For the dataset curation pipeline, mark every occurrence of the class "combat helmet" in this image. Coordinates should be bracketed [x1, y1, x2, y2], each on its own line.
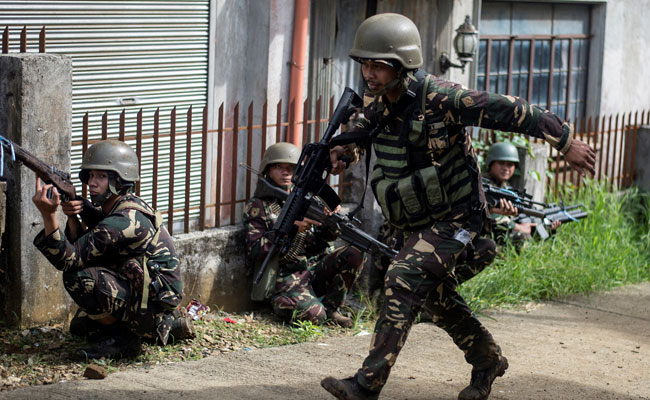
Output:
[349, 13, 423, 70]
[79, 140, 140, 205]
[259, 142, 301, 174]
[485, 142, 520, 168]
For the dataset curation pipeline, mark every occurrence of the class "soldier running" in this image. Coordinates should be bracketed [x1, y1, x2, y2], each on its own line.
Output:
[321, 13, 595, 400]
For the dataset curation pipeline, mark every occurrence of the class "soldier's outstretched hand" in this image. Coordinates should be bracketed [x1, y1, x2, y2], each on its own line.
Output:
[564, 139, 596, 177]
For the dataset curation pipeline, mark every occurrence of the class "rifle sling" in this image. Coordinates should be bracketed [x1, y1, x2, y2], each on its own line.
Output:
[112, 200, 164, 311]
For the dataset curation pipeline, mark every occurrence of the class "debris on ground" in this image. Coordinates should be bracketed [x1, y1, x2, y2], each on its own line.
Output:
[83, 364, 107, 380]
[0, 304, 370, 392]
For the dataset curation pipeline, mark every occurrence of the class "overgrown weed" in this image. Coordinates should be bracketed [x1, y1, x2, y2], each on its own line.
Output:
[460, 179, 650, 309]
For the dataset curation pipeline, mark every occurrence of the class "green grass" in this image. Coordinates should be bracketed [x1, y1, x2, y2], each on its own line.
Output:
[460, 179, 650, 310]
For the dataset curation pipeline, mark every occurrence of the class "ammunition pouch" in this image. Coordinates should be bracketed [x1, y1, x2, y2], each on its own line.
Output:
[371, 165, 451, 231]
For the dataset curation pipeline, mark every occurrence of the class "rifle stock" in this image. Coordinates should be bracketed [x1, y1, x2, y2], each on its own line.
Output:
[0, 136, 76, 201]
[253, 88, 363, 285]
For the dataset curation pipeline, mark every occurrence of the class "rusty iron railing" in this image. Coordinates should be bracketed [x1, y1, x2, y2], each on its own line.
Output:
[2, 26, 46, 53]
[77, 97, 335, 234]
[476, 110, 649, 197]
[79, 104, 648, 233]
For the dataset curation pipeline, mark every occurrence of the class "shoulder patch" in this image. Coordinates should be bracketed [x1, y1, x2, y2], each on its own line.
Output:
[250, 207, 260, 218]
[461, 96, 475, 108]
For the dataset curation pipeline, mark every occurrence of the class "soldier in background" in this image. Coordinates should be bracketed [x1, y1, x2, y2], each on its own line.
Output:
[322, 13, 595, 400]
[484, 142, 561, 243]
[243, 142, 364, 328]
[31, 140, 193, 360]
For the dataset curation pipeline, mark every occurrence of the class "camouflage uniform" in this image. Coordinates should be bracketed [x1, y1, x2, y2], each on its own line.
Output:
[345, 72, 573, 392]
[33, 193, 183, 342]
[243, 183, 364, 324]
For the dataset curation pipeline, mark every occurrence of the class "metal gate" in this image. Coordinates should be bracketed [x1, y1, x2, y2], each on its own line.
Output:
[0, 0, 209, 224]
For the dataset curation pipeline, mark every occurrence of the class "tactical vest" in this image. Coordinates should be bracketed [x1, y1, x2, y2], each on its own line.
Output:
[369, 72, 478, 231]
[113, 196, 183, 311]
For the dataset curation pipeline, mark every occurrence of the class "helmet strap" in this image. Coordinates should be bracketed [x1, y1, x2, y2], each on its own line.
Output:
[90, 190, 115, 207]
[366, 77, 401, 96]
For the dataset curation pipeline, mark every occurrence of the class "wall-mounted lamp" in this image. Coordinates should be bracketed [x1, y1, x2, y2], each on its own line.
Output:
[439, 15, 478, 74]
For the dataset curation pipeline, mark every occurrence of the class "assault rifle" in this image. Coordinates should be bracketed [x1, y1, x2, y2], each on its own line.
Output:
[255, 177, 398, 258]
[0, 135, 76, 201]
[253, 87, 363, 285]
[482, 177, 588, 240]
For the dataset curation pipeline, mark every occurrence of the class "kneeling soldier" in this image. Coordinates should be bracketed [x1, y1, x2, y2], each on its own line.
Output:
[243, 142, 364, 327]
[32, 140, 193, 359]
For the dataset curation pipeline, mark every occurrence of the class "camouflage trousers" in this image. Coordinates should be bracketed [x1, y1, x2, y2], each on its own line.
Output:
[271, 246, 364, 324]
[355, 219, 501, 392]
[372, 219, 497, 290]
[63, 262, 166, 341]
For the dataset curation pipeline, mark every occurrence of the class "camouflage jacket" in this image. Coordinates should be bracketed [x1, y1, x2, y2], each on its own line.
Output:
[34, 194, 182, 307]
[346, 72, 573, 223]
[242, 184, 338, 274]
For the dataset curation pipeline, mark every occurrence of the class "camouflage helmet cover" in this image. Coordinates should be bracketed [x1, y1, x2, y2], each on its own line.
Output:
[486, 142, 520, 167]
[349, 13, 423, 69]
[259, 142, 301, 173]
[79, 139, 140, 183]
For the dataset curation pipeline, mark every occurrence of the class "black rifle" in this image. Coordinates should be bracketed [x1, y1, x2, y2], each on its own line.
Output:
[254, 87, 363, 285]
[0, 135, 76, 201]
[255, 177, 398, 259]
[482, 178, 547, 218]
[482, 178, 587, 240]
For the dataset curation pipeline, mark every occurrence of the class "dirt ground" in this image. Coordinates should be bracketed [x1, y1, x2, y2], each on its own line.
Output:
[2, 282, 649, 400]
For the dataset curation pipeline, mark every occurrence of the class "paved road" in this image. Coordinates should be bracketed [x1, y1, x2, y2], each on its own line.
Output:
[3, 283, 650, 400]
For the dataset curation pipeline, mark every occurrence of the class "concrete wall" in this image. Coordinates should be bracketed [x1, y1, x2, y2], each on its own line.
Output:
[510, 142, 550, 204]
[207, 0, 296, 225]
[175, 225, 252, 312]
[599, 0, 650, 115]
[0, 54, 73, 326]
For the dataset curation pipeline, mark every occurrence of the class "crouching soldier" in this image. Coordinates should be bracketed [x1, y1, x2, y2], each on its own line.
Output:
[243, 142, 364, 328]
[484, 142, 561, 244]
[31, 140, 193, 360]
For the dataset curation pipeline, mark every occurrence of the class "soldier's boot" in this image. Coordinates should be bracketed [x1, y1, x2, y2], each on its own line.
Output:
[69, 310, 105, 340]
[321, 376, 379, 400]
[326, 309, 354, 328]
[76, 331, 142, 360]
[168, 309, 195, 342]
[458, 356, 509, 400]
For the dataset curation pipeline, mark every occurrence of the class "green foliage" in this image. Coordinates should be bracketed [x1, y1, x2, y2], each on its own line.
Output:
[460, 180, 650, 310]
[474, 130, 532, 171]
[289, 317, 323, 342]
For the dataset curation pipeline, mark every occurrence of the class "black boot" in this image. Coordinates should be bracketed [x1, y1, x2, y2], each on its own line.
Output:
[458, 356, 509, 400]
[76, 332, 141, 360]
[69, 309, 105, 340]
[321, 376, 379, 400]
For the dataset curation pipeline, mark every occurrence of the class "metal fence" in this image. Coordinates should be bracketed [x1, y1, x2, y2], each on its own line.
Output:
[78, 98, 335, 235]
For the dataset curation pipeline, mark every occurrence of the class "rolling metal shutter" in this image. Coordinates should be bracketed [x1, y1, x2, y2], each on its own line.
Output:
[0, 1, 209, 226]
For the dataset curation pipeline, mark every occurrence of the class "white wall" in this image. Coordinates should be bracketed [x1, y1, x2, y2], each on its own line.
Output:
[600, 0, 650, 115]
